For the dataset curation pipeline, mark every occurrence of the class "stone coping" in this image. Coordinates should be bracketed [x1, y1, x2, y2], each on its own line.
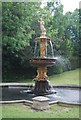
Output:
[0, 99, 81, 106]
[0, 83, 34, 87]
[52, 84, 81, 88]
[49, 101, 81, 106]
[0, 100, 33, 105]
[0, 83, 81, 88]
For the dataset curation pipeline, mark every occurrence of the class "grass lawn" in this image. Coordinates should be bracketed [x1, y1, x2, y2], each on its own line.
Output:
[1, 68, 81, 119]
[1, 104, 80, 118]
[50, 68, 80, 85]
[18, 68, 80, 85]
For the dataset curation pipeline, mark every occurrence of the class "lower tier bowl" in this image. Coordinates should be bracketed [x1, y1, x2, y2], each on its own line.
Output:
[30, 57, 57, 66]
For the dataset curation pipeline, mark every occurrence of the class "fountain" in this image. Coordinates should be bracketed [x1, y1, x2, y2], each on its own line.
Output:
[1, 18, 81, 107]
[30, 18, 56, 95]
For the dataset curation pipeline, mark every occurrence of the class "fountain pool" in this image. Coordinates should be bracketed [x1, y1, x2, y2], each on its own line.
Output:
[1, 85, 81, 104]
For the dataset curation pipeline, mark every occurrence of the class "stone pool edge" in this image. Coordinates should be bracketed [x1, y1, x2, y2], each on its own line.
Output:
[0, 83, 81, 106]
[0, 100, 81, 106]
[0, 83, 81, 88]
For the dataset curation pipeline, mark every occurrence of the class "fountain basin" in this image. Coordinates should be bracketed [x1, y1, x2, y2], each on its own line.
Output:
[1, 84, 81, 104]
[30, 57, 56, 66]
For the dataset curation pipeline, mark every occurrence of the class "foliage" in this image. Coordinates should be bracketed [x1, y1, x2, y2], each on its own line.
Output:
[45, 4, 79, 59]
[79, 9, 81, 57]
[2, 2, 41, 71]
[2, 2, 80, 80]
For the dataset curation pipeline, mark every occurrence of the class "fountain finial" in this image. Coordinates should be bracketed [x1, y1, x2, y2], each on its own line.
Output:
[38, 18, 46, 37]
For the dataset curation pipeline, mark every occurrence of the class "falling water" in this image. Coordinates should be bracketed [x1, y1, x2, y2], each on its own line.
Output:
[56, 56, 71, 71]
[34, 41, 37, 57]
[46, 41, 47, 57]
[34, 40, 54, 58]
[49, 40, 54, 57]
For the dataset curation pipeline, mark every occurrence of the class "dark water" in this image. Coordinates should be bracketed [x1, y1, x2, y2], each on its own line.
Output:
[46, 88, 81, 103]
[1, 87, 81, 103]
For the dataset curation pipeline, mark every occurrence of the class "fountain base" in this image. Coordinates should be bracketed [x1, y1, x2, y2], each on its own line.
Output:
[33, 80, 53, 95]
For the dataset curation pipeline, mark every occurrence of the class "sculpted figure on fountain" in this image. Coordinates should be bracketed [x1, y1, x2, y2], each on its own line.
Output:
[38, 18, 46, 37]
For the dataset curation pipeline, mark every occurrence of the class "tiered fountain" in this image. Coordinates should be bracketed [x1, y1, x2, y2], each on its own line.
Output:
[30, 18, 56, 95]
[1, 18, 81, 105]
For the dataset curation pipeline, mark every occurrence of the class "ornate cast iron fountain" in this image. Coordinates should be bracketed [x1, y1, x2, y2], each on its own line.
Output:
[30, 18, 56, 95]
[1, 18, 81, 105]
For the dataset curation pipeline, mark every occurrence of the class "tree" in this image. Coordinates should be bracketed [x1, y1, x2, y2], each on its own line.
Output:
[2, 2, 41, 72]
[2, 2, 80, 80]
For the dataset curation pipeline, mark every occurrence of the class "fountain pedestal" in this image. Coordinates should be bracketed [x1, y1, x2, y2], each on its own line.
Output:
[34, 80, 50, 95]
[34, 65, 50, 95]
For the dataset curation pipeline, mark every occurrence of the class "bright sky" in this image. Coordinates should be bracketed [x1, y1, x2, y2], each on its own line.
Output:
[61, 0, 80, 14]
[41, 0, 80, 13]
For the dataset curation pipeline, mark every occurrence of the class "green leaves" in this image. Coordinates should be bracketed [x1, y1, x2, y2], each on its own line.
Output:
[2, 2, 79, 74]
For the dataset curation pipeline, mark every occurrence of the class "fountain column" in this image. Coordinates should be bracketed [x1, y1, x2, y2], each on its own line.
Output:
[36, 38, 48, 81]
